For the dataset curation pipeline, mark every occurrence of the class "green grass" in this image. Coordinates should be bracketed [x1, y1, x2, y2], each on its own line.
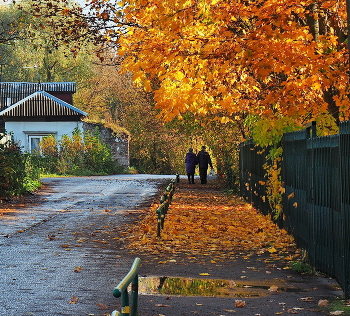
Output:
[290, 260, 315, 274]
[319, 297, 350, 315]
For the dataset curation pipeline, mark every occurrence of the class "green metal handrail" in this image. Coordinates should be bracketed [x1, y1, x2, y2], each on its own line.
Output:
[111, 257, 141, 316]
[156, 177, 178, 238]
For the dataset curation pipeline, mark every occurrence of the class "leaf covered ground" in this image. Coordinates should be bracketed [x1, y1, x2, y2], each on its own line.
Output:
[122, 180, 299, 265]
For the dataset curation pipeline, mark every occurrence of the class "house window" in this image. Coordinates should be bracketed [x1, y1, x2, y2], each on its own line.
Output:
[29, 136, 42, 153]
[24, 132, 57, 153]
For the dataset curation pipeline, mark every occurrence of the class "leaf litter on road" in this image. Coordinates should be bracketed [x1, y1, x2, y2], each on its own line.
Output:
[122, 182, 298, 264]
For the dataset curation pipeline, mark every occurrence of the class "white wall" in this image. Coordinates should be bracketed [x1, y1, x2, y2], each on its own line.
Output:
[5, 121, 84, 152]
[0, 133, 11, 145]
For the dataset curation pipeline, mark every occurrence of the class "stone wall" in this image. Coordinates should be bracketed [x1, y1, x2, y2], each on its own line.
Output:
[83, 122, 129, 168]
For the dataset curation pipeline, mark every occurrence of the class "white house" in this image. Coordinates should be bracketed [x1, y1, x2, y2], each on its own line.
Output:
[0, 82, 87, 152]
[0, 82, 130, 168]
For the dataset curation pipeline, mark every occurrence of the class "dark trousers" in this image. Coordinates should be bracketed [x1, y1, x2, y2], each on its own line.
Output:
[199, 168, 208, 184]
[187, 173, 195, 183]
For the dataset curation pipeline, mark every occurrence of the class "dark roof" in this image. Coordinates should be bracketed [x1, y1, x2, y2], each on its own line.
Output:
[0, 91, 87, 117]
[0, 82, 76, 108]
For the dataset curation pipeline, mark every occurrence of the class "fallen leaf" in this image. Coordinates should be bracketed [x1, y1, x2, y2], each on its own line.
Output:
[268, 247, 277, 253]
[74, 266, 82, 273]
[268, 285, 279, 292]
[318, 299, 329, 307]
[299, 297, 314, 302]
[69, 296, 79, 304]
[96, 303, 108, 310]
[154, 304, 170, 307]
[123, 185, 297, 264]
[235, 299, 246, 308]
[199, 273, 210, 276]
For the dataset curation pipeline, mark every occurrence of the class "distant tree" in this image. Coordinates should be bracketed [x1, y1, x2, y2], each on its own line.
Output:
[0, 0, 95, 82]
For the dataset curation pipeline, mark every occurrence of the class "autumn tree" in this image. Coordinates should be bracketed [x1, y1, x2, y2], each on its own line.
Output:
[75, 59, 206, 174]
[24, 0, 350, 139]
[20, 0, 350, 196]
[0, 0, 95, 82]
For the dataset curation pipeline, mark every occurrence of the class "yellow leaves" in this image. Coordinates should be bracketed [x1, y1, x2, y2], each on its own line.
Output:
[173, 70, 185, 81]
[118, 0, 349, 125]
[287, 192, 294, 199]
[124, 184, 296, 263]
[268, 285, 279, 292]
[268, 247, 277, 253]
[60, 7, 70, 16]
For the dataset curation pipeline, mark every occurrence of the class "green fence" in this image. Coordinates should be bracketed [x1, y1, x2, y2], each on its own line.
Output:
[239, 121, 350, 298]
[156, 177, 178, 238]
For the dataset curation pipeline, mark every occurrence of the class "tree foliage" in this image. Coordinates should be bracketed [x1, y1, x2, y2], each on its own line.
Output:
[24, 0, 350, 140]
[10, 0, 348, 191]
[0, 0, 95, 83]
[119, 0, 349, 129]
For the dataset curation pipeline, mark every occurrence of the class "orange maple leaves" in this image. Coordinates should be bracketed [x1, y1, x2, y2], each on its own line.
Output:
[118, 0, 350, 125]
[124, 182, 296, 263]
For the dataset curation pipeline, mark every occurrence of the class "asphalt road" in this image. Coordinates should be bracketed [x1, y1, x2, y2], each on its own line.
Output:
[0, 175, 343, 316]
[0, 174, 174, 316]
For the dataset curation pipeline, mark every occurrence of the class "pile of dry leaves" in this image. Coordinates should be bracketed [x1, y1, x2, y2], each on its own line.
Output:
[123, 181, 298, 263]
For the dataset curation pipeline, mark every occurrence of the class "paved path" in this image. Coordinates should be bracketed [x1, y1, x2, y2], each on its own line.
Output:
[0, 175, 174, 316]
[0, 175, 344, 316]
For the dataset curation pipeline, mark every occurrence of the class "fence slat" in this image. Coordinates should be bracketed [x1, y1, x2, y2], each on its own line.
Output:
[240, 121, 350, 298]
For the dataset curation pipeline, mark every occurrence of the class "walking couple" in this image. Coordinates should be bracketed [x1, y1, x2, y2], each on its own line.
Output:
[185, 146, 213, 184]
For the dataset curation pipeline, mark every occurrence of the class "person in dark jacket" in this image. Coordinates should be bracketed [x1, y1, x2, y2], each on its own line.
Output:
[197, 146, 213, 184]
[185, 148, 197, 184]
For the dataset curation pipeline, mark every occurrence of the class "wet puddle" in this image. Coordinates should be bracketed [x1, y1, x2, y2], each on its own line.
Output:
[138, 276, 304, 298]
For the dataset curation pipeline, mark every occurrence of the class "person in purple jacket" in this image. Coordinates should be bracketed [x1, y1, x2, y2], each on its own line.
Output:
[184, 148, 197, 184]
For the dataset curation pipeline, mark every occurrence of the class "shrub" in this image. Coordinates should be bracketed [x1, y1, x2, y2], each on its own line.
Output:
[0, 136, 26, 198]
[39, 128, 120, 176]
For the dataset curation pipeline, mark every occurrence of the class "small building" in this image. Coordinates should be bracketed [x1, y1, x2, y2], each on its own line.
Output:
[0, 82, 86, 152]
[0, 82, 129, 168]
